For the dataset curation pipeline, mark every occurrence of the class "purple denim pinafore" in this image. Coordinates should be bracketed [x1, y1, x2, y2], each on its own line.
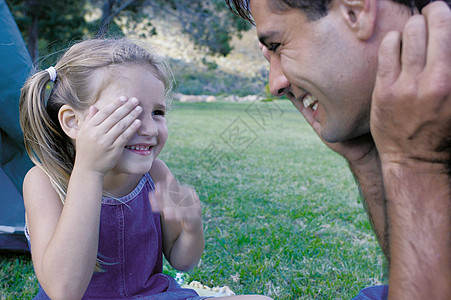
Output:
[352, 285, 388, 300]
[32, 173, 203, 299]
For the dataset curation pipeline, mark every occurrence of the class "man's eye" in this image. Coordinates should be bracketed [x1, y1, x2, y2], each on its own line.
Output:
[268, 43, 280, 52]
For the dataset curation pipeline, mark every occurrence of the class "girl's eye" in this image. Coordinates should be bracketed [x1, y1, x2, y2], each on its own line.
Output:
[153, 110, 166, 117]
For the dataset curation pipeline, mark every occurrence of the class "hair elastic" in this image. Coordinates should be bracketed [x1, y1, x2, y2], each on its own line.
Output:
[46, 66, 57, 82]
[44, 66, 57, 106]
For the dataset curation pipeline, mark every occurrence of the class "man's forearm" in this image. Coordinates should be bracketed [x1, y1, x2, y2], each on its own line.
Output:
[382, 160, 451, 299]
[349, 151, 390, 260]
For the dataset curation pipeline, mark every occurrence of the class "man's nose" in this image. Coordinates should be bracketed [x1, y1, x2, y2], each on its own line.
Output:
[269, 55, 290, 97]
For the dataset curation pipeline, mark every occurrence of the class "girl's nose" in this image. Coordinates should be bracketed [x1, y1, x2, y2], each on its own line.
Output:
[137, 115, 158, 137]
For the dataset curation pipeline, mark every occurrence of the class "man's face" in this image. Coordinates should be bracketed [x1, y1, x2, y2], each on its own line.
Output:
[251, 0, 379, 143]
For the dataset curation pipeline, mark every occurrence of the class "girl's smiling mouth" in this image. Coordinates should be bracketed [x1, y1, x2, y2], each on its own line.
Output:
[125, 144, 153, 155]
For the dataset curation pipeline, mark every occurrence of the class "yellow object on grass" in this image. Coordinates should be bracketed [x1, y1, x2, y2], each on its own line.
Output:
[183, 281, 236, 297]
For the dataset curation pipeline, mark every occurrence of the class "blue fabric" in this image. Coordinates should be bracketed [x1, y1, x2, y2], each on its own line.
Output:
[0, 0, 33, 191]
[352, 285, 389, 300]
[0, 0, 33, 253]
[32, 173, 204, 299]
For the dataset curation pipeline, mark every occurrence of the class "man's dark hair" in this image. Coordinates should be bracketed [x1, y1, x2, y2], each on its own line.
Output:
[225, 0, 449, 24]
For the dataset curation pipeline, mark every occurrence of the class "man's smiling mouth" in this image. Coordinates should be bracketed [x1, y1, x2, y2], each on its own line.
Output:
[302, 94, 318, 111]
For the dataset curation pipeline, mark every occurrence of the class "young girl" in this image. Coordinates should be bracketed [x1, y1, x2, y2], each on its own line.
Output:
[20, 38, 271, 300]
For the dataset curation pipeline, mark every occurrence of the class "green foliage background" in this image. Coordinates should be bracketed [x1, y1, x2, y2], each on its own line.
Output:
[5, 0, 250, 62]
[5, 0, 263, 96]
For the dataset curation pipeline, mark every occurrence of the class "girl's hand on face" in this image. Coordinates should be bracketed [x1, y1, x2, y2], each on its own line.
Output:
[75, 96, 143, 175]
[150, 178, 202, 234]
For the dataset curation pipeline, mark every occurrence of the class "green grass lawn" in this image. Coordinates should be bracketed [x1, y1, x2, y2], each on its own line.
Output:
[0, 101, 386, 299]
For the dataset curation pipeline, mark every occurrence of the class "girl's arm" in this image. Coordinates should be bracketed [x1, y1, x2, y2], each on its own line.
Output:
[25, 97, 142, 299]
[24, 165, 104, 300]
[149, 159, 205, 271]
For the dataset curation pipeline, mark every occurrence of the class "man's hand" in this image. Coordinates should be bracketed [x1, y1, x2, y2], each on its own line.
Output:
[371, 2, 451, 167]
[371, 2, 451, 299]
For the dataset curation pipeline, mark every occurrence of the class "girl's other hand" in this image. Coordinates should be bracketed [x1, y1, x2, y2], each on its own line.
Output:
[150, 177, 202, 234]
[150, 175, 204, 271]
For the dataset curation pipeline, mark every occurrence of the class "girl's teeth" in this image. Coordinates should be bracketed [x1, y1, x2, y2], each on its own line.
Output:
[126, 145, 150, 150]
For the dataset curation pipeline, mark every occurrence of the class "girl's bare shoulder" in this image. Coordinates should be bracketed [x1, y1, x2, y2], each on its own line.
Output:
[23, 166, 61, 207]
[24, 166, 52, 191]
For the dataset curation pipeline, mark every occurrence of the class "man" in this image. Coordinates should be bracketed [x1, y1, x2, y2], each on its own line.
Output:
[226, 0, 450, 299]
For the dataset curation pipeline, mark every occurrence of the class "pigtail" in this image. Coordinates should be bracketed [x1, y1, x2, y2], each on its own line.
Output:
[19, 68, 74, 204]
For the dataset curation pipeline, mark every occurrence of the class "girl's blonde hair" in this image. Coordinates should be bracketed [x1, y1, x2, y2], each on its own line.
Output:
[20, 38, 174, 204]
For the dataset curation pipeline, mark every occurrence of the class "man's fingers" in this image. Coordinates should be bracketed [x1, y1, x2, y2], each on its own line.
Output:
[401, 15, 427, 75]
[422, 2, 451, 73]
[376, 31, 402, 94]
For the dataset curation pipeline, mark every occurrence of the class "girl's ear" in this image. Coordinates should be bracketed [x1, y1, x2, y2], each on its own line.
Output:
[58, 104, 83, 139]
[337, 0, 377, 40]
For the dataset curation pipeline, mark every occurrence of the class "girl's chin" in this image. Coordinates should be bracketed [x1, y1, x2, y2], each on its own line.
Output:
[110, 164, 154, 176]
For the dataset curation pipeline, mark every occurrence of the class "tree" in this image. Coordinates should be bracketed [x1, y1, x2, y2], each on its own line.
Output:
[6, 0, 88, 64]
[91, 0, 148, 37]
[6, 0, 251, 65]
[145, 0, 250, 56]
[91, 0, 251, 56]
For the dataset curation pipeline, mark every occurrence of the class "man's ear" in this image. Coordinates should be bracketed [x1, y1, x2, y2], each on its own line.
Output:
[58, 104, 82, 139]
[337, 0, 377, 40]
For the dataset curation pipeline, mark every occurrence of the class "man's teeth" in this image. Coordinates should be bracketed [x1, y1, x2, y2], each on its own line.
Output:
[302, 95, 318, 111]
[125, 145, 151, 150]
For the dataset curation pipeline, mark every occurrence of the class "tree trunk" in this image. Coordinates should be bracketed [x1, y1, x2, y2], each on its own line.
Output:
[26, 0, 39, 62]
[97, 0, 137, 37]
[97, 0, 115, 37]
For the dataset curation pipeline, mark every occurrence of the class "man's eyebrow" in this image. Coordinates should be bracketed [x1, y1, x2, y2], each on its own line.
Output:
[258, 31, 279, 47]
